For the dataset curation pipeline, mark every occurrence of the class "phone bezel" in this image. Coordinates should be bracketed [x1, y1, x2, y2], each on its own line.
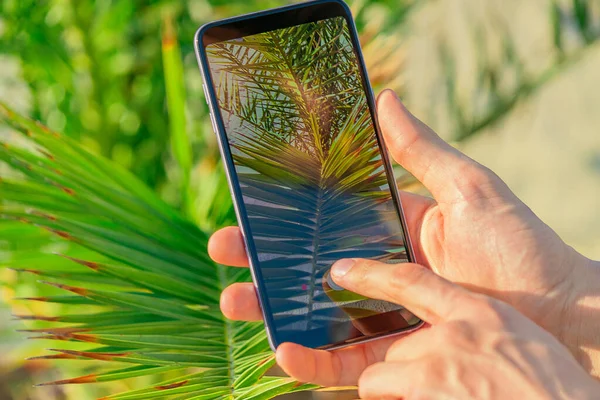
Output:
[194, 0, 423, 351]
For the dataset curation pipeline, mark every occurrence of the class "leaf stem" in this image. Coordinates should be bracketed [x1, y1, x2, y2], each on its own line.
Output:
[218, 264, 236, 398]
[305, 179, 326, 330]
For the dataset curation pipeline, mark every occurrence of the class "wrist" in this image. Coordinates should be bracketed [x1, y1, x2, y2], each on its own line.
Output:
[559, 256, 600, 377]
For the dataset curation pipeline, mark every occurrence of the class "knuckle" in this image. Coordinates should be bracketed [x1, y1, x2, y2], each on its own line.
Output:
[469, 295, 510, 325]
[417, 356, 444, 377]
[434, 323, 454, 339]
[452, 161, 501, 201]
[436, 321, 465, 338]
[466, 163, 496, 185]
[389, 263, 428, 291]
[436, 321, 477, 348]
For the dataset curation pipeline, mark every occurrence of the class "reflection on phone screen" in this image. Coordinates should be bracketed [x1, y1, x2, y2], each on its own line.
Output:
[205, 15, 419, 348]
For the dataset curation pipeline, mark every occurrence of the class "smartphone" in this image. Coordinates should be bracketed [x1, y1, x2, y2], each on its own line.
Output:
[194, 0, 423, 351]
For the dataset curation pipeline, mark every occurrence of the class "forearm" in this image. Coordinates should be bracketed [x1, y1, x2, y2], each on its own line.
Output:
[562, 257, 600, 378]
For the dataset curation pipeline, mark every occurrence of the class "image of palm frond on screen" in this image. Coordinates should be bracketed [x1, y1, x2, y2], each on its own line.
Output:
[206, 17, 409, 333]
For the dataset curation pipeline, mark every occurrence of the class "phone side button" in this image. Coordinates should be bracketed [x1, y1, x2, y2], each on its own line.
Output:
[209, 112, 218, 135]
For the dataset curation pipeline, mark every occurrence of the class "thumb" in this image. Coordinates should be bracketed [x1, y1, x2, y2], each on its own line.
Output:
[330, 259, 473, 325]
[377, 90, 482, 203]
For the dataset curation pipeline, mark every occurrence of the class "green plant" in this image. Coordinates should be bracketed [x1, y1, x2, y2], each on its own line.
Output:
[2, 0, 599, 398]
[0, 102, 318, 399]
[0, 0, 177, 188]
[0, 2, 411, 397]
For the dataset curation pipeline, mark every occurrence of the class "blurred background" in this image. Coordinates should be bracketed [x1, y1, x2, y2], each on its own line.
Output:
[1, 0, 599, 398]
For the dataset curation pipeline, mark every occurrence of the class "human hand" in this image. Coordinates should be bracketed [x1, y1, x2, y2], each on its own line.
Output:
[332, 259, 599, 399]
[209, 89, 600, 376]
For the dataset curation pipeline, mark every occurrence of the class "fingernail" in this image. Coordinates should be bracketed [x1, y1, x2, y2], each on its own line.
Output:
[331, 259, 355, 278]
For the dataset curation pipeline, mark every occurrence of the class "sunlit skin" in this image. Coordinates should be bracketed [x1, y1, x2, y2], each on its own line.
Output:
[208, 90, 600, 387]
[330, 260, 599, 399]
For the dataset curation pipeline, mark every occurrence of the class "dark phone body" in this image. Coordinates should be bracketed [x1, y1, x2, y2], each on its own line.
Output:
[194, 0, 423, 351]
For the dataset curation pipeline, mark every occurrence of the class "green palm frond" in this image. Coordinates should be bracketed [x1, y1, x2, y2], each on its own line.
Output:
[0, 103, 317, 399]
[4, 1, 596, 397]
[210, 18, 362, 152]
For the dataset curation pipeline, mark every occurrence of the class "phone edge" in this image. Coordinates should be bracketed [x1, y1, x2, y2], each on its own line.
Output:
[193, 0, 424, 353]
[193, 12, 282, 354]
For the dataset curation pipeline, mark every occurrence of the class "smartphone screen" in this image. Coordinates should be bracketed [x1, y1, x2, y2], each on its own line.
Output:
[203, 9, 420, 348]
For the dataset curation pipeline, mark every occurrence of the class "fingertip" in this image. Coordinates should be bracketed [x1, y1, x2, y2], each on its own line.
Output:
[357, 361, 394, 399]
[276, 342, 315, 383]
[274, 342, 291, 365]
[208, 227, 238, 261]
[219, 283, 262, 321]
[207, 232, 220, 261]
[330, 258, 357, 281]
[207, 226, 249, 267]
[376, 88, 399, 105]
[219, 285, 237, 319]
[377, 89, 412, 127]
[358, 360, 381, 386]
[377, 89, 409, 115]
[275, 342, 301, 368]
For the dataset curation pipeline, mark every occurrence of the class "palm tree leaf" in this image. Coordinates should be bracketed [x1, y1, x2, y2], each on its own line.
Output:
[0, 102, 308, 398]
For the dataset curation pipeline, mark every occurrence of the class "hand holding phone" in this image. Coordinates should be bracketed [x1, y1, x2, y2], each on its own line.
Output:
[209, 57, 600, 387]
[198, 0, 598, 385]
[324, 260, 599, 400]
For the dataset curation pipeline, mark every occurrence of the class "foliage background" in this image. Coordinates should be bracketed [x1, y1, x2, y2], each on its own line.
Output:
[0, 0, 599, 399]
